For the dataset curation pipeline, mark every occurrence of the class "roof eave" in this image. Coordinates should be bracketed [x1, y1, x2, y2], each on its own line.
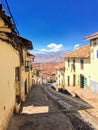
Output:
[84, 34, 98, 40]
[64, 56, 90, 59]
[17, 35, 33, 50]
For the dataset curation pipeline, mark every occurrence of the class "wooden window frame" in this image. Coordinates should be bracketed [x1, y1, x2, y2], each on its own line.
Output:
[80, 59, 84, 70]
[15, 67, 20, 81]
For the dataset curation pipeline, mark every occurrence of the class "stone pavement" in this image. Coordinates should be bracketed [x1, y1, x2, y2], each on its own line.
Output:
[44, 85, 97, 130]
[65, 86, 98, 102]
[7, 85, 74, 130]
[65, 86, 98, 119]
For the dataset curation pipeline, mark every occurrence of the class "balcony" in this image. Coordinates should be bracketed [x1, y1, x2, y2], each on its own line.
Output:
[25, 61, 32, 72]
[25, 66, 29, 72]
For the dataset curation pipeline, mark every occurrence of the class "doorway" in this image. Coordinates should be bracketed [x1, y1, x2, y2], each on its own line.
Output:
[25, 79, 27, 94]
[73, 74, 76, 86]
[80, 74, 84, 88]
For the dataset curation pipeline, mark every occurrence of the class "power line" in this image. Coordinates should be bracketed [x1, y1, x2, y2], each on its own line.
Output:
[0, 0, 6, 9]
[4, 0, 20, 35]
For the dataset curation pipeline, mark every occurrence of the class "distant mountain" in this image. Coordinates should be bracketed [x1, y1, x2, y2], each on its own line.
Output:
[34, 51, 66, 63]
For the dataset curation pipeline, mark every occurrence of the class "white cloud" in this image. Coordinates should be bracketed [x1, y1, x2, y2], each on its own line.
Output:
[47, 43, 63, 52]
[47, 43, 57, 48]
[74, 44, 80, 50]
[40, 49, 48, 52]
[39, 43, 63, 53]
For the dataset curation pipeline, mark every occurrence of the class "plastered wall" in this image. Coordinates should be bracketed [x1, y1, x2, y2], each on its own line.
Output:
[0, 40, 19, 130]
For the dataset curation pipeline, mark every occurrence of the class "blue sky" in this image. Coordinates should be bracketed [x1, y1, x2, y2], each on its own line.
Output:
[1, 0, 98, 53]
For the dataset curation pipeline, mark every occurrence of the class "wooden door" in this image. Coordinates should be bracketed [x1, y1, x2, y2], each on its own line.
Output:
[80, 74, 84, 88]
[73, 74, 76, 86]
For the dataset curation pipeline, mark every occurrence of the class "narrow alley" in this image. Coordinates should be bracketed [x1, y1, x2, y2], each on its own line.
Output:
[7, 85, 95, 130]
[7, 85, 73, 130]
[1, 1, 98, 130]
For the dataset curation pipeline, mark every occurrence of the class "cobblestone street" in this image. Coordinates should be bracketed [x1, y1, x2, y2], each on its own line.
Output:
[44, 85, 97, 130]
[7, 85, 73, 130]
[7, 85, 97, 130]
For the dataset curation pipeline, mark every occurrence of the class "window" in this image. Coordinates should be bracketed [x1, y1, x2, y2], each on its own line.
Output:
[80, 59, 84, 70]
[90, 39, 97, 46]
[36, 70, 40, 77]
[90, 40, 92, 46]
[73, 59, 75, 72]
[15, 67, 20, 81]
[93, 39, 96, 46]
[73, 59, 75, 64]
[68, 59, 70, 67]
[97, 50, 98, 58]
[25, 61, 30, 67]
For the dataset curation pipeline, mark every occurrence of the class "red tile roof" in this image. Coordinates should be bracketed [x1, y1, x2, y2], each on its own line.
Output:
[32, 63, 57, 75]
[32, 64, 40, 70]
[63, 45, 90, 59]
[54, 62, 65, 69]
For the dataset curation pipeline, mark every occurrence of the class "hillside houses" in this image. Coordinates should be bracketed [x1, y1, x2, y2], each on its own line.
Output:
[56, 32, 97, 93]
[32, 36, 98, 94]
[0, 4, 34, 130]
[54, 62, 65, 91]
[32, 63, 57, 84]
[63, 45, 90, 89]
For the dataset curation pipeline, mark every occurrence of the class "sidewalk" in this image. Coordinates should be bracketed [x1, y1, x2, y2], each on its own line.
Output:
[65, 86, 98, 102]
[45, 85, 98, 130]
[65, 86, 98, 119]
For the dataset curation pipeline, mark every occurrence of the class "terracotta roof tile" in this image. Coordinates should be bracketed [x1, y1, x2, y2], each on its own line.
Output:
[54, 62, 65, 69]
[63, 45, 90, 59]
[32, 63, 57, 75]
